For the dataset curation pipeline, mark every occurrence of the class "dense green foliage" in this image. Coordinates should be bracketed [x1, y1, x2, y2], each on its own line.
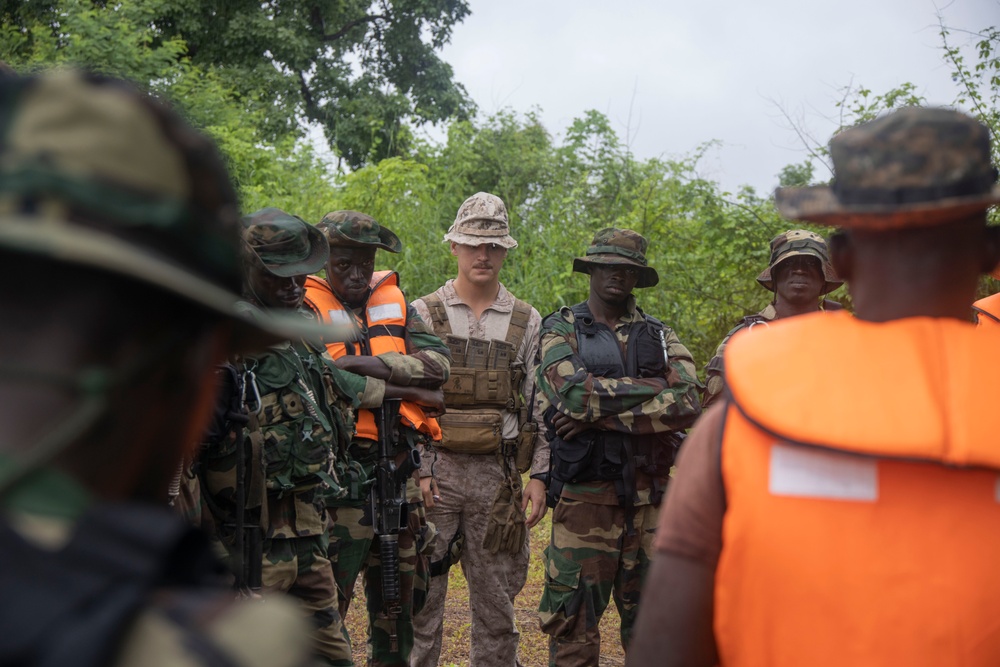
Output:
[0, 0, 472, 167]
[0, 3, 995, 368]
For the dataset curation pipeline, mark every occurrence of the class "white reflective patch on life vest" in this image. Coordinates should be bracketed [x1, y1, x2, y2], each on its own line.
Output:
[769, 443, 878, 502]
[368, 302, 403, 323]
[327, 309, 352, 324]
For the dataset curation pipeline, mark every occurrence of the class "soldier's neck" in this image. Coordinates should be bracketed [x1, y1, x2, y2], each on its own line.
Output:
[453, 276, 500, 321]
[773, 298, 821, 319]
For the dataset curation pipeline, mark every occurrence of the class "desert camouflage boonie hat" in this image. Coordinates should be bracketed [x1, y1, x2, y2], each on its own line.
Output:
[242, 208, 328, 277]
[572, 228, 659, 288]
[444, 192, 517, 249]
[775, 107, 1000, 230]
[0, 69, 323, 350]
[318, 210, 402, 253]
[756, 229, 842, 294]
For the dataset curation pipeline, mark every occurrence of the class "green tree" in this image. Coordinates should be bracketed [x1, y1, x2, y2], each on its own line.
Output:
[0, 0, 473, 167]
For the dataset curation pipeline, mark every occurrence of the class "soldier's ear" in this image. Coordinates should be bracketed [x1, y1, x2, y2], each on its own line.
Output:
[450, 241, 459, 257]
[828, 231, 853, 283]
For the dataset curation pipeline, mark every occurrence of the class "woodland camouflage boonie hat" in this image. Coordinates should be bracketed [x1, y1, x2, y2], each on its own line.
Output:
[775, 107, 1000, 230]
[573, 227, 659, 288]
[242, 208, 329, 277]
[756, 229, 842, 294]
[318, 210, 402, 253]
[444, 192, 518, 249]
[0, 69, 323, 349]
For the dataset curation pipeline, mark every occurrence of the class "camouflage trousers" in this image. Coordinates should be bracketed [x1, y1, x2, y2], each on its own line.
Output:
[411, 450, 529, 667]
[327, 477, 434, 667]
[538, 498, 658, 667]
[262, 534, 352, 666]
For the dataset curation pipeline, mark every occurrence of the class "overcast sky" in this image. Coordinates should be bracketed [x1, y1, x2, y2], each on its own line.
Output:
[429, 0, 998, 195]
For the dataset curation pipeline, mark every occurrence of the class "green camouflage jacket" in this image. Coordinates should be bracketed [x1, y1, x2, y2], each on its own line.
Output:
[536, 297, 702, 504]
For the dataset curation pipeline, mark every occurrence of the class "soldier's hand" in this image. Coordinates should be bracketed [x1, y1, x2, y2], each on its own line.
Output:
[410, 387, 446, 418]
[522, 478, 548, 528]
[552, 412, 589, 440]
[420, 475, 440, 508]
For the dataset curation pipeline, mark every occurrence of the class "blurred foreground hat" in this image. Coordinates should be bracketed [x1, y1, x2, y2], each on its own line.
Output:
[444, 192, 517, 249]
[572, 228, 659, 288]
[318, 210, 401, 253]
[243, 208, 328, 277]
[756, 229, 842, 294]
[775, 107, 1000, 230]
[0, 69, 325, 349]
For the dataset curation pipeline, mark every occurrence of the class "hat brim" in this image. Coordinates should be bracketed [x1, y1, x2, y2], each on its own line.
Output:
[756, 250, 843, 295]
[0, 215, 348, 351]
[775, 184, 1000, 230]
[572, 255, 659, 288]
[327, 223, 402, 253]
[259, 223, 329, 277]
[443, 230, 518, 249]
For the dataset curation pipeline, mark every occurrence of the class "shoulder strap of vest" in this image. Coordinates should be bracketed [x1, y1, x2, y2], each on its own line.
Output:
[504, 298, 533, 351]
[974, 305, 1000, 324]
[421, 293, 452, 337]
[0, 504, 228, 667]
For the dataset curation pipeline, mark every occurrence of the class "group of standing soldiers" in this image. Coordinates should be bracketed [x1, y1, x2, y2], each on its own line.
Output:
[184, 180, 709, 666]
[5, 66, 1000, 667]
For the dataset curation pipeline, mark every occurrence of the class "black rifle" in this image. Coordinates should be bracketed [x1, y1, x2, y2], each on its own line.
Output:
[369, 399, 420, 652]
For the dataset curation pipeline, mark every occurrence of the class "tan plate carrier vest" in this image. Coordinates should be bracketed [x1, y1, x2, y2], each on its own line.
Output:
[715, 311, 1000, 667]
[422, 294, 536, 471]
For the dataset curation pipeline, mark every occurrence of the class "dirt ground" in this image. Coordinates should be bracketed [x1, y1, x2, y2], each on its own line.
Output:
[343, 509, 626, 666]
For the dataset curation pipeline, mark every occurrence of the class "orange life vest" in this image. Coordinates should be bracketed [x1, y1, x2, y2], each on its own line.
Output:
[974, 292, 1000, 327]
[303, 272, 441, 442]
[715, 311, 1000, 667]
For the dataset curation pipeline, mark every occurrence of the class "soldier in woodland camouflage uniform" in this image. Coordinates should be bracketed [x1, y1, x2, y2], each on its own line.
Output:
[701, 230, 842, 408]
[536, 229, 702, 666]
[410, 192, 550, 667]
[303, 213, 449, 667]
[0, 69, 319, 666]
[240, 209, 376, 666]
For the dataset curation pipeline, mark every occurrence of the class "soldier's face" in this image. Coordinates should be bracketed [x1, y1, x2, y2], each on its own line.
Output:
[452, 242, 506, 287]
[773, 255, 824, 306]
[247, 265, 307, 310]
[327, 245, 377, 307]
[589, 263, 639, 306]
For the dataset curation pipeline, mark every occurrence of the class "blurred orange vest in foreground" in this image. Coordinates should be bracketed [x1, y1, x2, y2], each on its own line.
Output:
[716, 311, 1000, 667]
[304, 271, 441, 442]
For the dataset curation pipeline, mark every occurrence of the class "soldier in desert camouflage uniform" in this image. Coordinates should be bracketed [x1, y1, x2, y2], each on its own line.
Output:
[410, 192, 550, 667]
[536, 228, 702, 666]
[303, 212, 448, 667]
[701, 229, 842, 408]
[239, 208, 370, 666]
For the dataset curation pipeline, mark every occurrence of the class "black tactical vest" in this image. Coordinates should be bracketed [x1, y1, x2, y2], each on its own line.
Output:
[547, 302, 675, 506]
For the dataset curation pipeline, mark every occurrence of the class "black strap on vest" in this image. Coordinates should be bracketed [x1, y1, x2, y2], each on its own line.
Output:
[0, 503, 233, 667]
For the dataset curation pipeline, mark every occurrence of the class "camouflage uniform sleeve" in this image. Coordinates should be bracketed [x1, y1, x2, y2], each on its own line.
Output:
[701, 332, 732, 409]
[536, 308, 675, 423]
[521, 307, 550, 476]
[325, 358, 386, 409]
[375, 303, 451, 388]
[595, 328, 702, 434]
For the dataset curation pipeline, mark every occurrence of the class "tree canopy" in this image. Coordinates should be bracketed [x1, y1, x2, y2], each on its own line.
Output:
[0, 0, 473, 167]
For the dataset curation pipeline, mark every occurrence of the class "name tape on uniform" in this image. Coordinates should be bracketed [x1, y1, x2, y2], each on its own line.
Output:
[769, 443, 878, 502]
